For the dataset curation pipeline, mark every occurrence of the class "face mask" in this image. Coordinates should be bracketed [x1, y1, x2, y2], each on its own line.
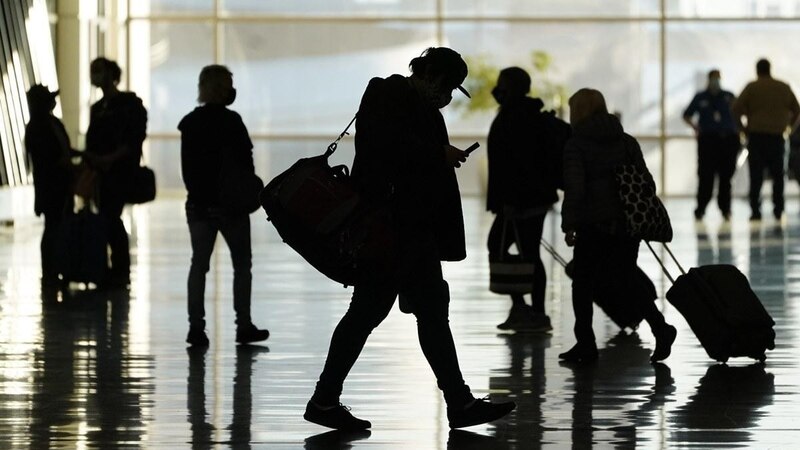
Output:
[225, 87, 237, 106]
[492, 87, 506, 105]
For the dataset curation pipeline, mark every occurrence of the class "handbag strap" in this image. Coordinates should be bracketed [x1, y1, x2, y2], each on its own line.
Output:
[498, 217, 525, 260]
[325, 114, 358, 157]
[645, 241, 686, 284]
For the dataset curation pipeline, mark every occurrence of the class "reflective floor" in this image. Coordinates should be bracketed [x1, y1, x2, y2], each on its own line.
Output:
[1, 197, 800, 448]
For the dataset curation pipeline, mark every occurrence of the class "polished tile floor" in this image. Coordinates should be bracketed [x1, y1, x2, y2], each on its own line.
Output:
[1, 197, 800, 448]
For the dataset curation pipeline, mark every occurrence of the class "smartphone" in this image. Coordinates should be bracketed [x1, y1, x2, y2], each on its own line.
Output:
[464, 142, 480, 155]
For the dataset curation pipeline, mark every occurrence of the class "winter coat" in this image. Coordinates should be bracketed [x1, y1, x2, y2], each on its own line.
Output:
[561, 112, 651, 233]
[352, 74, 466, 262]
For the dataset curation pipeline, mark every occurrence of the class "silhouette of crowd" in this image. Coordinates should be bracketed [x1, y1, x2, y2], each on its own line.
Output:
[23, 49, 788, 432]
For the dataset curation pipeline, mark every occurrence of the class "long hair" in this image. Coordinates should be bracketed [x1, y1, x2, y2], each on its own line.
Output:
[568, 88, 608, 126]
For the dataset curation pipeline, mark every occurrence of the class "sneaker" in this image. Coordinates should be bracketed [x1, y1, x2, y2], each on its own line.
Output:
[447, 396, 516, 429]
[693, 208, 704, 220]
[558, 343, 599, 363]
[750, 211, 762, 221]
[304, 400, 371, 431]
[497, 304, 533, 331]
[186, 327, 209, 347]
[525, 313, 553, 333]
[650, 324, 677, 363]
[236, 324, 270, 344]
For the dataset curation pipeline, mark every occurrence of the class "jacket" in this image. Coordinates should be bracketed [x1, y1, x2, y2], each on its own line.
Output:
[561, 112, 651, 233]
[24, 115, 73, 215]
[351, 75, 466, 261]
[179, 104, 255, 213]
[486, 96, 563, 213]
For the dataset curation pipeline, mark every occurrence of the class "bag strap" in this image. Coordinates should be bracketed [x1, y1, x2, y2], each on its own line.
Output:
[497, 217, 525, 260]
[540, 238, 569, 268]
[645, 241, 686, 284]
[325, 114, 358, 157]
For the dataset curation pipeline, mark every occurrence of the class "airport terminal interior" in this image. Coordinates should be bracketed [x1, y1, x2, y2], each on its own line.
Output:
[2, 0, 800, 448]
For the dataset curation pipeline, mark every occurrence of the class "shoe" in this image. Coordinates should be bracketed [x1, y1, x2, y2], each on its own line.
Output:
[447, 396, 516, 429]
[774, 209, 784, 220]
[497, 304, 533, 331]
[650, 324, 677, 363]
[558, 343, 599, 363]
[236, 323, 270, 344]
[722, 211, 731, 221]
[750, 212, 762, 221]
[304, 400, 371, 431]
[515, 313, 553, 333]
[693, 208, 704, 220]
[186, 327, 209, 347]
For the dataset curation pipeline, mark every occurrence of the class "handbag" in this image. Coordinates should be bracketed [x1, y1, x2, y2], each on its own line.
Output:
[126, 165, 156, 204]
[260, 114, 397, 286]
[489, 217, 535, 294]
[614, 146, 672, 242]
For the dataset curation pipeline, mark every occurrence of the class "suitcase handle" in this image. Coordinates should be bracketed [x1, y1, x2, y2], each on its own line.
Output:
[645, 241, 686, 284]
[540, 238, 569, 268]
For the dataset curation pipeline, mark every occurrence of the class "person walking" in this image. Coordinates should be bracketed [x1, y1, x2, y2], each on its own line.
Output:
[486, 66, 569, 332]
[304, 48, 516, 431]
[683, 69, 739, 220]
[85, 57, 147, 288]
[178, 65, 269, 347]
[733, 58, 800, 220]
[560, 88, 677, 364]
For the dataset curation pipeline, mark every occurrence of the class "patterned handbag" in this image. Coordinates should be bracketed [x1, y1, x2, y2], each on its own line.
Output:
[614, 162, 673, 243]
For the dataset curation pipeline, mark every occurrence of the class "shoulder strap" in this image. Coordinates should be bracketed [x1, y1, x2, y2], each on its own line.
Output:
[325, 114, 358, 157]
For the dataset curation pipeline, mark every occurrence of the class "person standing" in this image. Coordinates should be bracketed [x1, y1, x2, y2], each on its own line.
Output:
[486, 67, 569, 332]
[179, 65, 269, 347]
[733, 58, 800, 220]
[560, 88, 676, 364]
[85, 57, 147, 287]
[304, 48, 515, 431]
[24, 85, 76, 287]
[683, 69, 739, 220]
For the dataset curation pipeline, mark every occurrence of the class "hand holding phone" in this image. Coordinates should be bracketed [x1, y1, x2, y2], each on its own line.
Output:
[465, 142, 480, 155]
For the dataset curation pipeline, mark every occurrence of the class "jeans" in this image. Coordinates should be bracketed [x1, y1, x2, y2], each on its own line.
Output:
[571, 228, 666, 345]
[187, 211, 252, 329]
[312, 235, 471, 407]
[487, 212, 547, 312]
[696, 132, 739, 214]
[99, 196, 130, 282]
[747, 132, 786, 215]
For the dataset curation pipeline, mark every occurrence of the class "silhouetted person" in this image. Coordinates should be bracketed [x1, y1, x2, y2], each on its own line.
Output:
[683, 69, 739, 220]
[486, 67, 569, 333]
[24, 84, 76, 287]
[85, 57, 147, 288]
[304, 47, 515, 431]
[560, 88, 676, 363]
[179, 65, 269, 347]
[733, 58, 800, 220]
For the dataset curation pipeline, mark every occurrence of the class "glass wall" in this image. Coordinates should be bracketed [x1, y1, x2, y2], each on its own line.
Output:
[126, 0, 800, 196]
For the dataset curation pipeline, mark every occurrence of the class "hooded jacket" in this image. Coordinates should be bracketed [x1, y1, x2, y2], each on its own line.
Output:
[486, 96, 562, 213]
[561, 112, 651, 233]
[351, 74, 466, 262]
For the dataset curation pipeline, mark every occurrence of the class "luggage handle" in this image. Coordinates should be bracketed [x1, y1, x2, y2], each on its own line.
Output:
[325, 114, 358, 158]
[645, 241, 686, 284]
[540, 238, 569, 268]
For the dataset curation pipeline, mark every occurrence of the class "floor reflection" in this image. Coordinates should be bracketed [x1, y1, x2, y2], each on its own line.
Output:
[2, 198, 800, 448]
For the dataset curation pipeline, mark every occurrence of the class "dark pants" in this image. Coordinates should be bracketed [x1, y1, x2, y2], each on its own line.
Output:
[571, 228, 666, 345]
[487, 212, 547, 312]
[696, 133, 739, 215]
[187, 212, 252, 329]
[98, 196, 130, 283]
[312, 236, 471, 407]
[41, 211, 64, 283]
[747, 132, 786, 215]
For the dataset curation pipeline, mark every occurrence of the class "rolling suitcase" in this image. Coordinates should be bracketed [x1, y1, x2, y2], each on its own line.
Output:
[58, 206, 108, 285]
[646, 242, 775, 362]
[540, 239, 657, 331]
